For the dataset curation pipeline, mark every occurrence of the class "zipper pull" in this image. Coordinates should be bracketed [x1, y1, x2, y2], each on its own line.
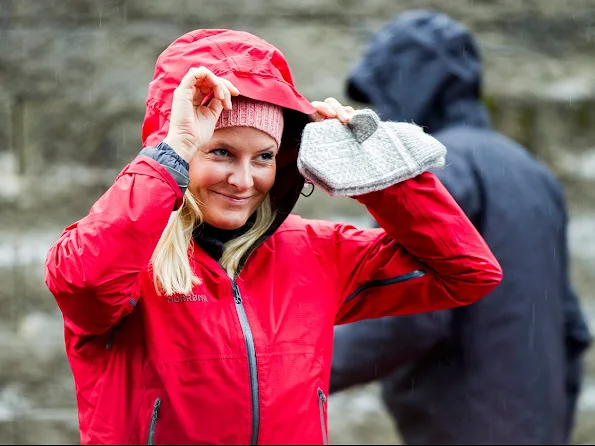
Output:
[318, 387, 327, 403]
[152, 398, 161, 420]
[232, 282, 242, 304]
[105, 328, 116, 350]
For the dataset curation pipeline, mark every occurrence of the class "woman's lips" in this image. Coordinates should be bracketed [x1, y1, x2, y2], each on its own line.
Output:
[212, 191, 252, 205]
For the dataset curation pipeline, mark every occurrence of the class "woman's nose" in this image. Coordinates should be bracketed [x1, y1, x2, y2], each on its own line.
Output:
[228, 163, 254, 190]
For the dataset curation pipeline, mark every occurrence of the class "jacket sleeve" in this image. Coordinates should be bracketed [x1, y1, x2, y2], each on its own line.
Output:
[328, 150, 485, 391]
[313, 171, 502, 325]
[559, 202, 592, 438]
[557, 198, 592, 357]
[44, 155, 183, 336]
[329, 310, 452, 393]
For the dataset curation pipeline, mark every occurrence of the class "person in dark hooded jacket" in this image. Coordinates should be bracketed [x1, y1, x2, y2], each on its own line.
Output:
[44, 28, 502, 444]
[330, 10, 592, 445]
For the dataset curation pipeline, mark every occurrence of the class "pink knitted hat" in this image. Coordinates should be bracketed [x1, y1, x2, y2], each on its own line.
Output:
[214, 96, 284, 147]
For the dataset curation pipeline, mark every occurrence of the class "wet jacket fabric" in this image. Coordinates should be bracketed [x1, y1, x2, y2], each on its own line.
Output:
[45, 29, 502, 445]
[332, 10, 592, 445]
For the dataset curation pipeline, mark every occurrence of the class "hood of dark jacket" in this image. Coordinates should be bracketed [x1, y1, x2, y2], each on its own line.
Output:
[347, 10, 491, 134]
[142, 29, 316, 222]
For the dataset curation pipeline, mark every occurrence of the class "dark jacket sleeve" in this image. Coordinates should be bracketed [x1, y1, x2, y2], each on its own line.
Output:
[330, 311, 452, 393]
[330, 136, 485, 393]
[558, 199, 592, 360]
[558, 195, 592, 440]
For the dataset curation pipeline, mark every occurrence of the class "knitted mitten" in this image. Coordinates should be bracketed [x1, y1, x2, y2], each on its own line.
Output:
[297, 109, 446, 197]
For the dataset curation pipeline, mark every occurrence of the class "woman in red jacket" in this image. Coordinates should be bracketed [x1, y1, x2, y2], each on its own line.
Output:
[45, 29, 502, 445]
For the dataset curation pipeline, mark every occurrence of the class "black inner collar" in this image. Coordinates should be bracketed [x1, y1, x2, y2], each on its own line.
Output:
[193, 213, 257, 261]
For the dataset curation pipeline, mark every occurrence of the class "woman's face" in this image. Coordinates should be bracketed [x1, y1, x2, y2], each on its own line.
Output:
[188, 126, 278, 230]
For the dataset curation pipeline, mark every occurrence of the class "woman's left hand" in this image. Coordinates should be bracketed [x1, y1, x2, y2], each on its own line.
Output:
[309, 97, 355, 123]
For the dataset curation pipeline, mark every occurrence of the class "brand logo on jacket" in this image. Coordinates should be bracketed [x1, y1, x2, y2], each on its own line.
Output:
[167, 294, 208, 304]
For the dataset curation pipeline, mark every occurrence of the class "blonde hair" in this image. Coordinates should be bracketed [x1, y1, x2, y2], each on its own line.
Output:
[151, 190, 277, 296]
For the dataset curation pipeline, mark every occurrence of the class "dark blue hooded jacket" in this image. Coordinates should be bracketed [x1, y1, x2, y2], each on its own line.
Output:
[330, 10, 592, 445]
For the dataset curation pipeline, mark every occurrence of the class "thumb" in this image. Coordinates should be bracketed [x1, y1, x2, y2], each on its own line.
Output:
[308, 112, 325, 122]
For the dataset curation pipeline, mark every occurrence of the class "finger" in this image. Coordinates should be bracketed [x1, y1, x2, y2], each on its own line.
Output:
[197, 72, 238, 103]
[310, 101, 336, 119]
[219, 78, 241, 96]
[214, 81, 233, 110]
[324, 97, 350, 121]
[177, 67, 218, 105]
[179, 66, 215, 91]
[214, 81, 227, 105]
[193, 80, 231, 109]
[186, 67, 234, 106]
[223, 83, 233, 110]
[344, 106, 356, 120]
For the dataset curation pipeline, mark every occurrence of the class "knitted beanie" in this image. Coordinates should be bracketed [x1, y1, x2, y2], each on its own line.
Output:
[215, 96, 284, 147]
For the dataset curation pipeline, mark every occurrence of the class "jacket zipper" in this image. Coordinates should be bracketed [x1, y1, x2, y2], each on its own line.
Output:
[343, 270, 426, 303]
[147, 397, 161, 445]
[317, 388, 328, 445]
[105, 327, 116, 350]
[232, 280, 260, 445]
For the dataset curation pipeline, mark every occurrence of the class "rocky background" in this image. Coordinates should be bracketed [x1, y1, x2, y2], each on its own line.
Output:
[0, 0, 594, 444]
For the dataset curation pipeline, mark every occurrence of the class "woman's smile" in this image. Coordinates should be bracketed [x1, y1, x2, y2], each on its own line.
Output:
[211, 190, 253, 205]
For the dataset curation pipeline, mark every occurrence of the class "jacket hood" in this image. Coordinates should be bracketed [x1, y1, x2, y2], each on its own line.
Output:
[142, 29, 317, 219]
[347, 10, 490, 133]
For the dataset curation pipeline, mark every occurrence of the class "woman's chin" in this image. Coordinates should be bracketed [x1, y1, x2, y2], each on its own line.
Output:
[203, 212, 249, 230]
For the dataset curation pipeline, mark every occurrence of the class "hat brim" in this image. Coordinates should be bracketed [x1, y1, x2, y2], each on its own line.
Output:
[219, 72, 317, 117]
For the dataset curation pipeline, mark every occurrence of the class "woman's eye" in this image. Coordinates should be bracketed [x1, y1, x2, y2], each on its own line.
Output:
[258, 152, 274, 162]
[211, 148, 229, 157]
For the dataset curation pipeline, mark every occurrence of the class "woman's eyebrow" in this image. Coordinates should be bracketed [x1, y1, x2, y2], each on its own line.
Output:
[207, 140, 234, 150]
[208, 140, 277, 153]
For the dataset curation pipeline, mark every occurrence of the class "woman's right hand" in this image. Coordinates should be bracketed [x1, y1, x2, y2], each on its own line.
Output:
[163, 67, 240, 163]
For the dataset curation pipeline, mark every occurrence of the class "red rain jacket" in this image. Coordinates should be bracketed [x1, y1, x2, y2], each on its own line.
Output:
[45, 29, 502, 444]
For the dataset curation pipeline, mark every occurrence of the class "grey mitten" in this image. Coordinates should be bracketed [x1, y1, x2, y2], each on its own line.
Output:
[297, 109, 446, 197]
